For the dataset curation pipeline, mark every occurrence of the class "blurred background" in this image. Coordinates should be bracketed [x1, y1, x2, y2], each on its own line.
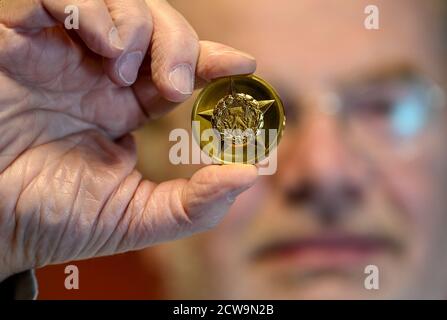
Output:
[38, 0, 447, 299]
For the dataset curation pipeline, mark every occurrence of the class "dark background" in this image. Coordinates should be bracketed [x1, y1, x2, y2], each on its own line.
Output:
[36, 251, 162, 300]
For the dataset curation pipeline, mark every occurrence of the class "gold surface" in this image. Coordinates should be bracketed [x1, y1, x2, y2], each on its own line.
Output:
[192, 75, 285, 164]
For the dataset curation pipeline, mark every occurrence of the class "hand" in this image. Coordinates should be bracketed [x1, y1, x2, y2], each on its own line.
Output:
[0, 0, 258, 281]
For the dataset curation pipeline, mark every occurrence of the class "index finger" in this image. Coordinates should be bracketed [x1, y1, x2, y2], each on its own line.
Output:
[133, 40, 257, 120]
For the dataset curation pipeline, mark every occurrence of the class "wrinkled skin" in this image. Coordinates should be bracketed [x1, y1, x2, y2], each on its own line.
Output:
[0, 0, 258, 281]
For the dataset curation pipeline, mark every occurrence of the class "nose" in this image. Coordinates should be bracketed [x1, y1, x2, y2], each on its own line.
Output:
[277, 94, 370, 225]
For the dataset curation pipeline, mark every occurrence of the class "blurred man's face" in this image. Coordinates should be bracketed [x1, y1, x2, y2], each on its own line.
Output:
[148, 0, 447, 299]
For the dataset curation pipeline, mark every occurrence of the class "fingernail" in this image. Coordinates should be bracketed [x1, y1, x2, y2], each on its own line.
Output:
[169, 63, 194, 95]
[109, 27, 124, 50]
[209, 49, 256, 61]
[236, 51, 256, 61]
[118, 51, 143, 85]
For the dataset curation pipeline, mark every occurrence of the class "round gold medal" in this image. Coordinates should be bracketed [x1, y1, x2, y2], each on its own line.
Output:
[192, 75, 285, 164]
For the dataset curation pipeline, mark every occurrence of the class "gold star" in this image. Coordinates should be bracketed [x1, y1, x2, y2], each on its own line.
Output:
[197, 108, 213, 122]
[198, 77, 275, 123]
[197, 98, 275, 122]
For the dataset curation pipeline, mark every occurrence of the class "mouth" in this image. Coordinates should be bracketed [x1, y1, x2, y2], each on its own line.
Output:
[250, 233, 402, 270]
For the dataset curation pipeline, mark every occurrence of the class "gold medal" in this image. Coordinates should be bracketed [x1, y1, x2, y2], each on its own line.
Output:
[192, 74, 285, 164]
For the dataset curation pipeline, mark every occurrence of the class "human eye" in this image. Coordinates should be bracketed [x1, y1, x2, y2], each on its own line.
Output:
[389, 86, 429, 138]
[343, 81, 433, 141]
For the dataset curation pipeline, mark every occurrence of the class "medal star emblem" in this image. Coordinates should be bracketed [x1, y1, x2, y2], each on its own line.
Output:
[191, 74, 285, 164]
[198, 78, 275, 145]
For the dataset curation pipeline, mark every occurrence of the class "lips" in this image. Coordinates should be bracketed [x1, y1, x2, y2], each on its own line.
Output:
[250, 233, 401, 269]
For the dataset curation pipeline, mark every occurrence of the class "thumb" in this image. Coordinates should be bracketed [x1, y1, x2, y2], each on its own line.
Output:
[180, 164, 259, 234]
[108, 164, 258, 254]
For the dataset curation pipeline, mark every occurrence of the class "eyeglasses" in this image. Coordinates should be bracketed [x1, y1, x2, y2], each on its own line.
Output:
[338, 76, 446, 161]
[284, 75, 446, 163]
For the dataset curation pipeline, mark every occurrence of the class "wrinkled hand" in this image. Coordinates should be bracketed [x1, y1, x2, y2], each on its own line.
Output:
[0, 0, 258, 281]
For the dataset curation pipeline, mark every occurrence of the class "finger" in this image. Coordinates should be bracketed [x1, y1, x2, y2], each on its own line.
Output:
[41, 0, 125, 58]
[132, 40, 257, 119]
[0, 0, 56, 30]
[103, 0, 153, 86]
[70, 130, 258, 256]
[146, 0, 200, 103]
[0, 0, 123, 58]
[196, 40, 257, 82]
[114, 163, 259, 252]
